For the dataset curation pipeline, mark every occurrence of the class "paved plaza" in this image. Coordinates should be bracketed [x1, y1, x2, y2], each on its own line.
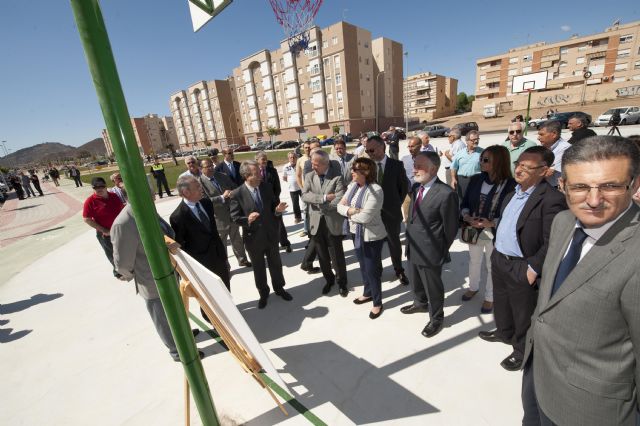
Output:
[1, 126, 638, 425]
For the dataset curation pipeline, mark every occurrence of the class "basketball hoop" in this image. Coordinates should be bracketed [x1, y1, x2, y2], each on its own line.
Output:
[268, 0, 323, 54]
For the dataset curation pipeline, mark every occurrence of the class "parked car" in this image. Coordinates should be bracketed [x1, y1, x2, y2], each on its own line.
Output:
[547, 112, 592, 128]
[0, 181, 8, 194]
[595, 106, 640, 126]
[233, 144, 251, 152]
[277, 140, 299, 149]
[527, 117, 548, 128]
[227, 144, 240, 151]
[446, 122, 479, 136]
[251, 141, 273, 151]
[423, 125, 450, 137]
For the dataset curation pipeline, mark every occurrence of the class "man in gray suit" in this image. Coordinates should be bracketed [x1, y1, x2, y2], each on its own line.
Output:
[302, 150, 348, 297]
[199, 159, 251, 268]
[522, 136, 640, 426]
[403, 152, 459, 338]
[330, 137, 354, 183]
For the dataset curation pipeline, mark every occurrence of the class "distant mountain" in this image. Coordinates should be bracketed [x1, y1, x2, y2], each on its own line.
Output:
[0, 139, 106, 168]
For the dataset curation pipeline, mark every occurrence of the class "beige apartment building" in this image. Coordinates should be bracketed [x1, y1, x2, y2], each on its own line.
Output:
[473, 20, 640, 115]
[230, 21, 403, 145]
[169, 79, 242, 151]
[404, 72, 458, 122]
[102, 114, 178, 157]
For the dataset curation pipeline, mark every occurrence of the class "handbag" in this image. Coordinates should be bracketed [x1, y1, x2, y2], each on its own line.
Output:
[461, 223, 480, 244]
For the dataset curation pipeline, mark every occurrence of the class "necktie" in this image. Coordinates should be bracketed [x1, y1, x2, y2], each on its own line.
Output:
[195, 202, 211, 231]
[228, 163, 235, 178]
[209, 176, 222, 193]
[261, 167, 266, 180]
[253, 188, 263, 211]
[551, 228, 588, 296]
[319, 174, 325, 186]
[413, 186, 425, 218]
[377, 163, 384, 184]
[341, 158, 346, 174]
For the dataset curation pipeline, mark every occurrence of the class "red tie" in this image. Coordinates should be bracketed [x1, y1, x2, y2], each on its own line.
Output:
[261, 168, 266, 179]
[413, 186, 425, 218]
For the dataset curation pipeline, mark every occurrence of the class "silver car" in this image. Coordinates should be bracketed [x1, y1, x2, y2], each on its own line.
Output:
[595, 106, 640, 126]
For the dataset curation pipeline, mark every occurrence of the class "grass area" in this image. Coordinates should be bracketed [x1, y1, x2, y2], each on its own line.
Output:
[80, 148, 331, 190]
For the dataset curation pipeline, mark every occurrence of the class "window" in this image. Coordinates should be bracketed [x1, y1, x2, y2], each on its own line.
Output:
[522, 54, 532, 62]
[338, 107, 344, 118]
[522, 66, 532, 73]
[635, 60, 640, 70]
[311, 80, 321, 91]
[559, 60, 567, 67]
[615, 63, 628, 71]
[364, 42, 369, 48]
[509, 57, 518, 64]
[311, 63, 320, 75]
[560, 47, 569, 55]
[335, 74, 342, 85]
[618, 48, 630, 58]
[576, 57, 585, 64]
[323, 57, 330, 68]
[508, 69, 518, 76]
[578, 44, 588, 51]
[332, 36, 338, 45]
[620, 34, 633, 43]
[322, 40, 328, 48]
[336, 91, 343, 102]
[480, 75, 486, 81]
[297, 68, 302, 75]
[334, 55, 341, 68]
[365, 58, 369, 65]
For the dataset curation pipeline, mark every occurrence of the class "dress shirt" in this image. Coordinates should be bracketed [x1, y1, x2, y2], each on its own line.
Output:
[184, 199, 209, 222]
[451, 147, 483, 177]
[442, 139, 466, 168]
[416, 176, 437, 198]
[401, 154, 415, 188]
[179, 170, 201, 178]
[495, 184, 536, 257]
[570, 202, 633, 261]
[224, 161, 236, 177]
[282, 163, 300, 192]
[420, 144, 435, 152]
[547, 137, 571, 187]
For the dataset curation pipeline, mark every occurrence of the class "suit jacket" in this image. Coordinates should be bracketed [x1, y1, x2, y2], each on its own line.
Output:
[199, 172, 237, 232]
[301, 162, 346, 236]
[406, 179, 459, 267]
[497, 181, 567, 274]
[169, 197, 227, 279]
[261, 165, 282, 200]
[215, 160, 243, 186]
[567, 127, 597, 144]
[524, 205, 640, 426]
[331, 153, 355, 182]
[229, 183, 280, 251]
[379, 157, 409, 223]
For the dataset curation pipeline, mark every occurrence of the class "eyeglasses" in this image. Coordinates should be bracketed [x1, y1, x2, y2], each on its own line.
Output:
[468, 138, 480, 143]
[480, 157, 490, 163]
[513, 161, 546, 172]
[564, 180, 634, 198]
[509, 130, 523, 135]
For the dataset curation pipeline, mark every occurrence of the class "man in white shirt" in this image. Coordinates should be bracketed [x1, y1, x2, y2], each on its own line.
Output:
[537, 120, 571, 188]
[400, 136, 423, 222]
[282, 151, 302, 223]
[178, 156, 201, 179]
[440, 128, 466, 186]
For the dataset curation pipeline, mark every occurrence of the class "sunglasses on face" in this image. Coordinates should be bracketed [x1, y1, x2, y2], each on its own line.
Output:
[509, 130, 523, 135]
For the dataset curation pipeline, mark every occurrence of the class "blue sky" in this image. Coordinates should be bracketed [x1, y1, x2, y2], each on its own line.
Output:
[1, 0, 638, 152]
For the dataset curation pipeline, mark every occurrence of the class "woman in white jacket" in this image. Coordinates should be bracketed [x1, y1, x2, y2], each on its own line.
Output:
[337, 157, 387, 319]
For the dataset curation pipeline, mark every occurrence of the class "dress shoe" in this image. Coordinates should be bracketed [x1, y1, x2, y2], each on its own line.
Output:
[299, 231, 307, 237]
[400, 304, 429, 314]
[500, 354, 523, 371]
[480, 301, 493, 314]
[301, 265, 321, 274]
[353, 296, 372, 305]
[321, 282, 334, 295]
[396, 270, 409, 285]
[339, 286, 349, 297]
[258, 296, 268, 309]
[275, 290, 293, 301]
[369, 305, 384, 319]
[239, 259, 252, 268]
[192, 329, 200, 337]
[421, 321, 443, 338]
[461, 290, 478, 301]
[294, 218, 302, 224]
[478, 329, 503, 343]
[282, 244, 292, 253]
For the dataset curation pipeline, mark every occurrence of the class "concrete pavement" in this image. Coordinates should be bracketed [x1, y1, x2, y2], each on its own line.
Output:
[2, 127, 637, 425]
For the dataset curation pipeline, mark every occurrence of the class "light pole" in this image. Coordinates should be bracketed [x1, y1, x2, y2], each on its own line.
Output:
[375, 71, 384, 133]
[404, 51, 409, 132]
[227, 110, 237, 149]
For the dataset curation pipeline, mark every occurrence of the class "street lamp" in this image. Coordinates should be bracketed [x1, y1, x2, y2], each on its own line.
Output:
[404, 51, 409, 132]
[227, 110, 237, 149]
[375, 71, 384, 133]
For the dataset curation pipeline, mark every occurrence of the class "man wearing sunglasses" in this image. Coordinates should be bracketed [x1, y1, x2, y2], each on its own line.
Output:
[503, 122, 536, 173]
[478, 146, 566, 372]
[82, 177, 125, 278]
[179, 155, 202, 179]
[522, 136, 640, 426]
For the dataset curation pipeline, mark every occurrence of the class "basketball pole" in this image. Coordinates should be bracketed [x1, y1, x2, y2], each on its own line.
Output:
[69, 1, 219, 424]
[524, 89, 532, 136]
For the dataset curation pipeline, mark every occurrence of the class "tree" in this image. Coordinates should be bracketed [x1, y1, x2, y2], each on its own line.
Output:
[332, 124, 340, 135]
[166, 143, 178, 166]
[457, 92, 471, 112]
[266, 126, 278, 144]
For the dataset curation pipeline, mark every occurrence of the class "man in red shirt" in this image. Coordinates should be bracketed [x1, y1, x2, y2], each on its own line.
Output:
[83, 177, 125, 277]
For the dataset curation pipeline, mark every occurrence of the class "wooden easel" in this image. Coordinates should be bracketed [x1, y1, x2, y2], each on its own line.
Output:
[164, 237, 288, 426]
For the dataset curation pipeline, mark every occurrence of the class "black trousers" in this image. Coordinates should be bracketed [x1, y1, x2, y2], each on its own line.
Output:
[408, 261, 445, 323]
[246, 241, 286, 298]
[382, 218, 404, 273]
[278, 216, 290, 246]
[32, 181, 44, 196]
[312, 217, 347, 287]
[155, 173, 171, 197]
[491, 250, 539, 359]
[73, 176, 83, 187]
[289, 190, 302, 220]
[522, 359, 556, 426]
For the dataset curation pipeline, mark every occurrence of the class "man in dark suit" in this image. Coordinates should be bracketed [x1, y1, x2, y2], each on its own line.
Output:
[199, 158, 251, 268]
[302, 150, 348, 296]
[169, 175, 230, 290]
[567, 114, 596, 144]
[522, 136, 640, 425]
[403, 152, 459, 337]
[215, 148, 243, 186]
[255, 151, 291, 252]
[367, 135, 410, 284]
[229, 160, 293, 309]
[478, 146, 567, 371]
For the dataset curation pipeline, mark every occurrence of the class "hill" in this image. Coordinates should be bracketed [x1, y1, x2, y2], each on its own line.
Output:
[0, 139, 106, 167]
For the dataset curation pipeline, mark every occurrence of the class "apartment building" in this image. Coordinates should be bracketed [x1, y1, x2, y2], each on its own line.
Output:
[473, 20, 640, 114]
[168, 79, 241, 151]
[102, 114, 178, 157]
[229, 21, 403, 144]
[404, 72, 458, 122]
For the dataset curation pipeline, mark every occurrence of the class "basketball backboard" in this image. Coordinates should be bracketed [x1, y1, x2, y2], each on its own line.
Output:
[511, 71, 548, 94]
[188, 0, 233, 32]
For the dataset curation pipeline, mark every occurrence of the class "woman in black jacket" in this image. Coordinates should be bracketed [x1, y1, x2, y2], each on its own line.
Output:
[460, 145, 515, 313]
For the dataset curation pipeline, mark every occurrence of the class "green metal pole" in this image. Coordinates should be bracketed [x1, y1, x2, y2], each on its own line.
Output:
[69, 1, 219, 424]
[524, 90, 532, 137]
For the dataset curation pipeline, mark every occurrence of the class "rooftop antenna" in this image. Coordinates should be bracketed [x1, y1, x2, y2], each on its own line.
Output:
[612, 18, 621, 26]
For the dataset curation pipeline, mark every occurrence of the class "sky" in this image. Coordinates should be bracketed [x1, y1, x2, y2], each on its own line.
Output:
[1, 0, 639, 153]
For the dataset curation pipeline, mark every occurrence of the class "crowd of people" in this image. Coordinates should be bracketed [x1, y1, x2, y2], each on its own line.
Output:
[76, 117, 640, 425]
